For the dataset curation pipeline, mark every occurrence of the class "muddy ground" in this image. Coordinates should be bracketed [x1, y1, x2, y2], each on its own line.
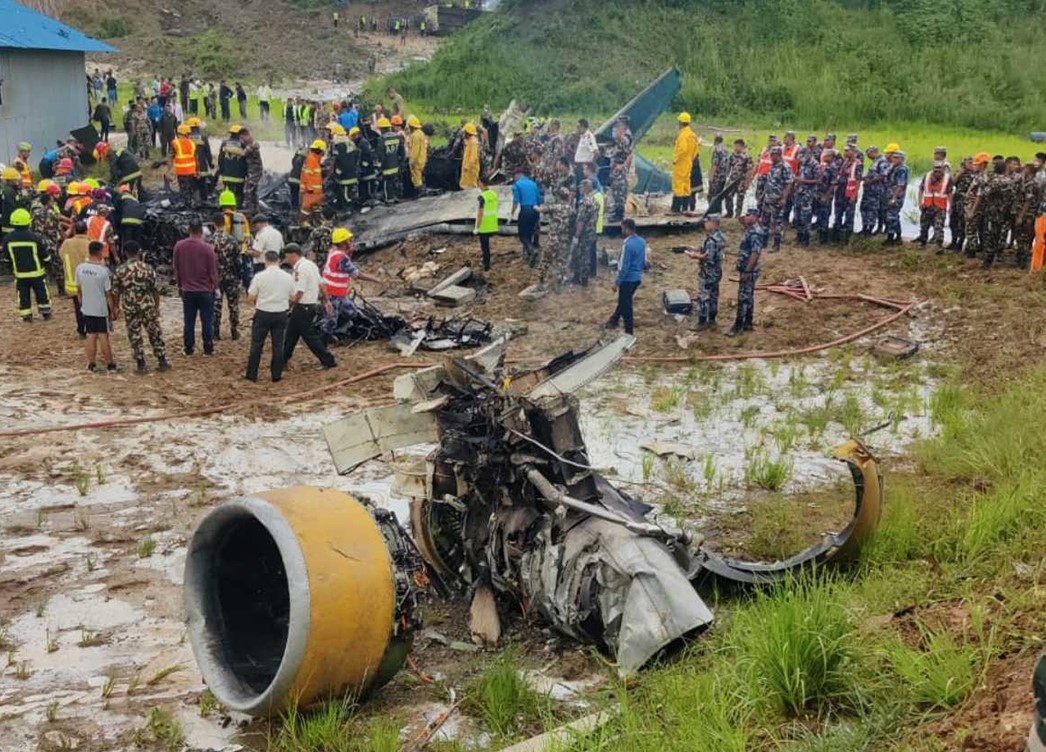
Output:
[1, 225, 1044, 751]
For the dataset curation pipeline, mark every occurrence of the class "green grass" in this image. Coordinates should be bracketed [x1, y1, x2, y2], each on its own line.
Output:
[883, 628, 979, 710]
[744, 451, 793, 491]
[464, 653, 553, 738]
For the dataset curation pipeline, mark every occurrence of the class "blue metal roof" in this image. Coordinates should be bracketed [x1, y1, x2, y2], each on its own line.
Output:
[0, 0, 115, 53]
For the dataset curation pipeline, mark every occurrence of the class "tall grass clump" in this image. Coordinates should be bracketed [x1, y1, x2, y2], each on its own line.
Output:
[464, 652, 551, 738]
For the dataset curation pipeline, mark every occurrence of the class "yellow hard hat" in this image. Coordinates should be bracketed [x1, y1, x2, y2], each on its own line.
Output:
[330, 123, 346, 136]
[2, 166, 20, 181]
[229, 124, 243, 134]
[884, 142, 901, 153]
[310, 139, 328, 151]
[377, 117, 391, 129]
[37, 179, 55, 192]
[66, 181, 81, 196]
[349, 127, 361, 138]
[407, 115, 421, 129]
[187, 117, 202, 127]
[177, 124, 191, 135]
[678, 112, 692, 124]
[331, 227, 353, 244]
[10, 208, 32, 227]
[463, 122, 478, 135]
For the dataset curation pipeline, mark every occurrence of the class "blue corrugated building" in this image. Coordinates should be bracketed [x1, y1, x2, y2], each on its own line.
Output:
[0, 0, 114, 169]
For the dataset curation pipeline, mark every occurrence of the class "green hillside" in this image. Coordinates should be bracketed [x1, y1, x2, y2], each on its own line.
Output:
[377, 0, 1046, 130]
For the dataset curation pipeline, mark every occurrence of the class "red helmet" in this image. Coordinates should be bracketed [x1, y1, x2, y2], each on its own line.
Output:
[46, 183, 62, 197]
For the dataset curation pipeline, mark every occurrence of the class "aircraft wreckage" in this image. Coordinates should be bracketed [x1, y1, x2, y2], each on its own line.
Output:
[184, 337, 883, 715]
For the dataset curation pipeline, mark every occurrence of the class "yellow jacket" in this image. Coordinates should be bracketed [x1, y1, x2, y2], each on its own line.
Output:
[409, 129, 429, 188]
[460, 136, 480, 189]
[672, 126, 700, 198]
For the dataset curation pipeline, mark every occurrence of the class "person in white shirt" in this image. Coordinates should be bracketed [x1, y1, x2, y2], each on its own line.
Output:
[573, 118, 599, 179]
[245, 250, 294, 382]
[250, 215, 284, 274]
[257, 84, 272, 121]
[282, 243, 336, 370]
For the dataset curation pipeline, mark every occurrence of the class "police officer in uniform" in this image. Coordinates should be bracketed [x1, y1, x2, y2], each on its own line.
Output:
[686, 213, 726, 330]
[728, 208, 767, 337]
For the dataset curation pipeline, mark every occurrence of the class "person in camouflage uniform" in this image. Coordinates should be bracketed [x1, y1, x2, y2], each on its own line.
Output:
[979, 161, 1012, 268]
[241, 129, 263, 215]
[759, 146, 792, 251]
[814, 149, 839, 244]
[571, 180, 598, 286]
[539, 119, 565, 186]
[1014, 162, 1044, 269]
[686, 213, 725, 329]
[858, 146, 885, 235]
[883, 150, 909, 246]
[833, 145, 863, 242]
[31, 193, 66, 287]
[722, 139, 753, 219]
[948, 157, 974, 251]
[707, 133, 730, 215]
[793, 147, 821, 247]
[606, 119, 633, 223]
[963, 154, 991, 256]
[500, 133, 531, 178]
[305, 208, 336, 268]
[729, 209, 767, 337]
[210, 214, 242, 340]
[538, 185, 574, 291]
[132, 103, 152, 160]
[112, 241, 169, 373]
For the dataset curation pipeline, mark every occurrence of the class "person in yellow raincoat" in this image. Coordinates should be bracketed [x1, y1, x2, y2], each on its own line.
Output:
[460, 122, 480, 189]
[672, 112, 699, 213]
[407, 115, 429, 196]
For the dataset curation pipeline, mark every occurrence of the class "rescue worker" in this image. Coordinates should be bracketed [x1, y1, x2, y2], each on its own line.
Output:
[884, 149, 909, 246]
[947, 157, 975, 251]
[722, 140, 753, 219]
[12, 142, 33, 189]
[1, 166, 30, 234]
[833, 144, 863, 243]
[112, 241, 170, 373]
[707, 133, 729, 215]
[87, 203, 119, 266]
[170, 124, 199, 200]
[754, 134, 779, 207]
[793, 147, 821, 247]
[879, 143, 902, 236]
[300, 139, 326, 218]
[538, 185, 575, 292]
[352, 127, 379, 202]
[860, 146, 887, 236]
[686, 213, 725, 330]
[917, 161, 951, 250]
[407, 115, 429, 196]
[814, 149, 839, 244]
[475, 178, 499, 272]
[219, 189, 252, 290]
[96, 142, 143, 196]
[288, 144, 306, 211]
[117, 185, 146, 252]
[31, 187, 64, 286]
[59, 222, 92, 337]
[979, 161, 1011, 268]
[3, 208, 52, 321]
[460, 122, 481, 189]
[963, 152, 992, 257]
[376, 118, 404, 202]
[728, 208, 767, 337]
[759, 146, 792, 252]
[571, 179, 598, 286]
[781, 131, 800, 222]
[217, 124, 247, 207]
[241, 128, 263, 214]
[320, 227, 381, 339]
[305, 207, 336, 267]
[187, 117, 214, 204]
[210, 211, 242, 341]
[606, 118, 633, 223]
[1015, 162, 1044, 268]
[332, 126, 359, 210]
[671, 112, 699, 213]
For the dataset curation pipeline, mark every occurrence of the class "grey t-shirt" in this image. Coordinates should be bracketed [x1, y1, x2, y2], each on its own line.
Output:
[75, 262, 111, 318]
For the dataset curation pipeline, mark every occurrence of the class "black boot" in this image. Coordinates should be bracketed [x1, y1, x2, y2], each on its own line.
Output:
[772, 236, 781, 253]
[842, 230, 851, 245]
[917, 235, 927, 247]
[157, 357, 171, 372]
[830, 227, 840, 243]
[136, 357, 147, 373]
[726, 319, 743, 337]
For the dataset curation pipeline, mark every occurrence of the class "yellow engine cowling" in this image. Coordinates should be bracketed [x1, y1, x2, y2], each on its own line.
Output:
[184, 487, 401, 716]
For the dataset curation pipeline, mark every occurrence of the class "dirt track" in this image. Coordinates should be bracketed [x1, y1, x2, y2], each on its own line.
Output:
[1, 226, 1043, 750]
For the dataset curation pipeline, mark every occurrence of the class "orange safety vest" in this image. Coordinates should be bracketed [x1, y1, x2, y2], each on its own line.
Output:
[14, 157, 32, 189]
[844, 161, 860, 201]
[322, 249, 351, 298]
[87, 214, 111, 258]
[171, 137, 197, 176]
[920, 173, 950, 210]
[781, 143, 799, 174]
[756, 148, 772, 176]
[71, 197, 93, 216]
[1031, 215, 1046, 273]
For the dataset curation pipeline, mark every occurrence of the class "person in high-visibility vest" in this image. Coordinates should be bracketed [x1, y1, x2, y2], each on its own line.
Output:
[320, 227, 382, 339]
[87, 203, 119, 266]
[671, 113, 699, 213]
[460, 122, 480, 189]
[754, 134, 779, 209]
[474, 179, 499, 271]
[59, 222, 93, 337]
[301, 139, 326, 218]
[832, 144, 862, 245]
[917, 161, 951, 250]
[13, 142, 33, 189]
[170, 124, 199, 200]
[219, 189, 253, 290]
[2, 208, 52, 321]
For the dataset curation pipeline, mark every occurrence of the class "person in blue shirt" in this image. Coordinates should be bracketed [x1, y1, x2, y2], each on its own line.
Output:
[339, 104, 359, 132]
[146, 99, 163, 149]
[606, 219, 645, 335]
[728, 207, 768, 337]
[510, 167, 542, 264]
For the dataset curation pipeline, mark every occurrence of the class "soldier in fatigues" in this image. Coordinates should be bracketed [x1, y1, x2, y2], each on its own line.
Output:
[112, 241, 169, 373]
[793, 147, 821, 247]
[538, 186, 574, 292]
[963, 153, 991, 256]
[859, 146, 886, 235]
[722, 140, 753, 219]
[832, 145, 863, 243]
[210, 215, 242, 340]
[606, 119, 633, 223]
[305, 208, 336, 267]
[980, 161, 1011, 268]
[814, 149, 839, 244]
[571, 180, 598, 286]
[759, 146, 792, 252]
[31, 192, 65, 288]
[948, 157, 975, 251]
[883, 150, 909, 246]
[686, 213, 725, 330]
[132, 103, 152, 160]
[707, 133, 730, 215]
[1015, 162, 1044, 269]
[241, 129, 263, 215]
[728, 209, 767, 337]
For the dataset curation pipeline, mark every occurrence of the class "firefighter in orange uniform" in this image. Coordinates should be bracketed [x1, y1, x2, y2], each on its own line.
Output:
[300, 139, 326, 218]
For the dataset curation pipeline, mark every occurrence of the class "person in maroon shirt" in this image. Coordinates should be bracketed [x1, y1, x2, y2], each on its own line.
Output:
[173, 220, 219, 355]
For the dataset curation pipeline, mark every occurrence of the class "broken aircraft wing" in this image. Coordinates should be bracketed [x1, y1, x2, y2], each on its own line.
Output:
[323, 402, 439, 475]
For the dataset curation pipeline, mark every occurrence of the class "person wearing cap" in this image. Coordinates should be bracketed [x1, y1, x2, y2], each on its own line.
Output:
[217, 125, 248, 207]
[883, 148, 910, 246]
[760, 145, 793, 252]
[96, 142, 143, 197]
[814, 149, 841, 244]
[707, 133, 730, 215]
[169, 124, 199, 200]
[806, 134, 822, 163]
[947, 157, 975, 251]
[319, 227, 381, 339]
[12, 142, 33, 189]
[3, 207, 52, 322]
[571, 179, 599, 286]
[685, 213, 726, 331]
[859, 146, 887, 236]
[722, 139, 753, 219]
[845, 134, 864, 164]
[933, 147, 951, 175]
[821, 133, 837, 162]
[245, 249, 294, 383]
[833, 145, 863, 244]
[352, 126, 380, 202]
[537, 182, 576, 292]
[377, 117, 405, 202]
[240, 128, 263, 215]
[112, 240, 170, 373]
[406, 115, 429, 198]
[781, 132, 800, 223]
[209, 211, 243, 341]
[300, 139, 327, 217]
[979, 159, 1013, 267]
[187, 118, 214, 203]
[31, 188, 65, 284]
[671, 113, 699, 213]
[282, 243, 337, 371]
[1, 166, 30, 234]
[606, 118, 634, 223]
[1013, 162, 1043, 269]
[754, 134, 779, 207]
[917, 161, 951, 250]
[460, 122, 481, 189]
[728, 208, 767, 337]
[793, 146, 822, 247]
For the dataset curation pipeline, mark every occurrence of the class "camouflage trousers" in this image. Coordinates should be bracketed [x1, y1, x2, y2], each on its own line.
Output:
[320, 295, 356, 338]
[794, 191, 814, 242]
[814, 196, 832, 231]
[1014, 219, 1037, 267]
[885, 197, 905, 236]
[859, 187, 882, 233]
[833, 195, 857, 233]
[735, 272, 757, 329]
[123, 303, 166, 361]
[608, 176, 628, 223]
[243, 178, 260, 215]
[759, 197, 786, 243]
[982, 211, 1011, 265]
[964, 206, 984, 253]
[539, 227, 571, 288]
[697, 271, 721, 323]
[949, 196, 966, 241]
[721, 183, 744, 217]
[571, 232, 596, 285]
[214, 283, 241, 337]
[918, 206, 946, 246]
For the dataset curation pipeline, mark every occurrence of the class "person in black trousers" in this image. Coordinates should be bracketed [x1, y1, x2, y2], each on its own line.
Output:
[606, 219, 646, 336]
[245, 250, 294, 382]
[282, 244, 337, 370]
